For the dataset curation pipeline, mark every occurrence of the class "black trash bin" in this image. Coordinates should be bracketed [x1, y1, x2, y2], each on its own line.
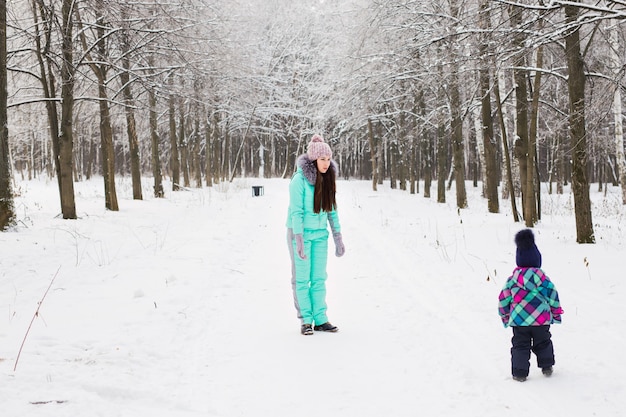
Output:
[252, 186, 264, 197]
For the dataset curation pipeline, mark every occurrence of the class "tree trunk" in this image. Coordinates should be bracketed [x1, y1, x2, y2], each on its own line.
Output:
[367, 118, 377, 191]
[509, 6, 531, 224]
[204, 107, 213, 187]
[222, 123, 230, 182]
[478, 0, 499, 213]
[377, 123, 384, 185]
[472, 104, 483, 189]
[85, 134, 95, 180]
[610, 21, 626, 204]
[495, 70, 520, 222]
[97, 80, 118, 211]
[58, 0, 77, 219]
[148, 85, 164, 197]
[229, 106, 256, 182]
[436, 114, 446, 204]
[76, 4, 117, 211]
[448, 0, 467, 209]
[120, 80, 142, 200]
[409, 133, 416, 194]
[0, 0, 15, 229]
[436, 55, 447, 204]
[192, 110, 202, 187]
[526, 44, 544, 226]
[168, 85, 180, 190]
[212, 111, 221, 183]
[389, 139, 397, 189]
[179, 99, 190, 187]
[119, 17, 142, 200]
[565, 2, 595, 243]
[32, 0, 64, 210]
[556, 131, 564, 194]
[419, 93, 432, 199]
[449, 72, 467, 208]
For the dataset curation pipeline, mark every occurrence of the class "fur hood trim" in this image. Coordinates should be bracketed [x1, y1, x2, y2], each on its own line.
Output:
[296, 154, 339, 185]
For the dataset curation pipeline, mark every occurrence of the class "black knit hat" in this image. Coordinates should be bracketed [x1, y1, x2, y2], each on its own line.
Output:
[515, 229, 542, 268]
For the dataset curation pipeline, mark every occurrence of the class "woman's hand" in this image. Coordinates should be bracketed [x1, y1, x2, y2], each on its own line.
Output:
[333, 232, 345, 257]
[295, 234, 307, 259]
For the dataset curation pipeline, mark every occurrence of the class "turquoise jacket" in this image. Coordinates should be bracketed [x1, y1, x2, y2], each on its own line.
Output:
[286, 155, 341, 236]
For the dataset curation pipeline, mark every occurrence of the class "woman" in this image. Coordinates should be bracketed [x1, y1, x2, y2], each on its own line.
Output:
[286, 134, 345, 336]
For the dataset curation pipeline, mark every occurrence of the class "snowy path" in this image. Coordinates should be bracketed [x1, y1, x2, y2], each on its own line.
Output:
[1, 178, 625, 416]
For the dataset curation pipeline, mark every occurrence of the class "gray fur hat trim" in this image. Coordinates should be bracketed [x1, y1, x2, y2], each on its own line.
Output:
[296, 154, 339, 185]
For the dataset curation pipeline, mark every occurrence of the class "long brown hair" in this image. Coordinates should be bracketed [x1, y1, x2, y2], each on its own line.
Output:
[313, 164, 337, 213]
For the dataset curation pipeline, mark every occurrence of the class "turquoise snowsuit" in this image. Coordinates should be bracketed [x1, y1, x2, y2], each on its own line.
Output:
[286, 155, 341, 325]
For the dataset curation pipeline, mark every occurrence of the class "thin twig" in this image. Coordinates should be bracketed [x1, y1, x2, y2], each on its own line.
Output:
[584, 257, 592, 280]
[13, 266, 61, 372]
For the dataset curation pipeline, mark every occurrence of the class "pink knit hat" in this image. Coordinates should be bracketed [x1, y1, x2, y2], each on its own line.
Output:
[307, 134, 332, 160]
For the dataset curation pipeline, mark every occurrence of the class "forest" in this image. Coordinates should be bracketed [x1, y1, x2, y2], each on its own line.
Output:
[2, 0, 626, 243]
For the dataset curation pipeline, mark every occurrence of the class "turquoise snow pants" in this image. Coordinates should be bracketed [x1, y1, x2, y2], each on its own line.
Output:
[287, 228, 329, 325]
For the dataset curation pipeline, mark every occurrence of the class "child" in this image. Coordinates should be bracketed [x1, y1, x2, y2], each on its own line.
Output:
[498, 229, 563, 382]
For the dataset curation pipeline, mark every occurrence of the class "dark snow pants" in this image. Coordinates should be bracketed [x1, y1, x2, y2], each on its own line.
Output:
[511, 325, 555, 378]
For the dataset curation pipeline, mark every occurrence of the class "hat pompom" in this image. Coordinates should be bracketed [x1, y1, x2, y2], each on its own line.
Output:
[515, 229, 542, 268]
[514, 229, 536, 249]
[307, 134, 332, 160]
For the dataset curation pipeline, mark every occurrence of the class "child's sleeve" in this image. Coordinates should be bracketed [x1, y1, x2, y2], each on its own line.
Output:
[539, 272, 564, 324]
[498, 284, 512, 328]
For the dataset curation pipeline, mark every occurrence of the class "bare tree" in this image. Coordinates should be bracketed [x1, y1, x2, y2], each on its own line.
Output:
[495, 70, 521, 222]
[448, 0, 467, 209]
[508, 6, 534, 226]
[478, 0, 499, 213]
[527, 41, 544, 224]
[31, 1, 64, 211]
[118, 6, 141, 200]
[24, 0, 77, 218]
[564, 2, 594, 243]
[76, 2, 118, 211]
[58, 0, 77, 219]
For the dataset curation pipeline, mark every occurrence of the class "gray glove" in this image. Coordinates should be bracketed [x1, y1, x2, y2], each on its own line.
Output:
[295, 233, 306, 260]
[333, 232, 345, 257]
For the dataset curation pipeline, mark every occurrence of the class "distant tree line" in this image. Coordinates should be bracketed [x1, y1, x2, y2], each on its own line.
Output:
[2, 0, 626, 243]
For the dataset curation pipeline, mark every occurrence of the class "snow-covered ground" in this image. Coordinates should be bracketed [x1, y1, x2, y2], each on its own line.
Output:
[1, 176, 624, 416]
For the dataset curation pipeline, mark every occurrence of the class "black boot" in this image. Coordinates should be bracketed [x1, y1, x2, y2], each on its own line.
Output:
[313, 322, 338, 332]
[301, 324, 314, 335]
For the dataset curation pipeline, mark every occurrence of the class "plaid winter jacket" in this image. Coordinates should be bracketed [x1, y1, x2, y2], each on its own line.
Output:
[498, 267, 563, 328]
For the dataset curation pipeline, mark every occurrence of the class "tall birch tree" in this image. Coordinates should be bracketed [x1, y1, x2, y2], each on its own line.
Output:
[609, 21, 626, 205]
